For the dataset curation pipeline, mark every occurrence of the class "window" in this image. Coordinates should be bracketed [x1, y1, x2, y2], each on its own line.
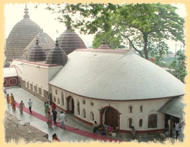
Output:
[83, 109, 86, 118]
[90, 112, 94, 121]
[77, 101, 80, 115]
[129, 106, 132, 113]
[27, 82, 29, 88]
[30, 84, 33, 91]
[140, 105, 143, 112]
[128, 118, 132, 128]
[139, 119, 143, 127]
[54, 97, 56, 102]
[90, 101, 94, 106]
[148, 114, 157, 128]
[38, 87, 42, 95]
[55, 89, 57, 95]
[61, 92, 64, 106]
[34, 85, 37, 92]
[58, 98, 60, 104]
[83, 99, 85, 105]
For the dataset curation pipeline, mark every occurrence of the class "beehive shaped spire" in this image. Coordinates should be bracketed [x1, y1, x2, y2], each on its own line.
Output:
[45, 39, 68, 66]
[57, 26, 87, 55]
[28, 38, 46, 62]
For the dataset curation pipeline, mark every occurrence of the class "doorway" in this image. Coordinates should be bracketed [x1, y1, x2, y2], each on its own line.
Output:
[66, 96, 74, 114]
[105, 107, 118, 127]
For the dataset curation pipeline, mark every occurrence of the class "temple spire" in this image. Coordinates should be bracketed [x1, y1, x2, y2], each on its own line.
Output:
[36, 37, 39, 45]
[23, 4, 30, 19]
[55, 38, 59, 47]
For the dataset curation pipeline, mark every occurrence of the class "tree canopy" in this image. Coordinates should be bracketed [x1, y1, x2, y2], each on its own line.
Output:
[45, 3, 185, 60]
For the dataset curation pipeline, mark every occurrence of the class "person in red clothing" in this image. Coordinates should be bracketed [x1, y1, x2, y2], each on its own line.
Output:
[51, 102, 56, 112]
[12, 98, 16, 111]
[52, 133, 60, 142]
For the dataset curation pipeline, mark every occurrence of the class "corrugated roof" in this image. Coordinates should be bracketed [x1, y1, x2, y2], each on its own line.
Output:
[22, 32, 54, 60]
[5, 6, 42, 61]
[28, 39, 46, 62]
[58, 26, 87, 55]
[49, 49, 185, 100]
[45, 39, 68, 65]
[158, 96, 186, 118]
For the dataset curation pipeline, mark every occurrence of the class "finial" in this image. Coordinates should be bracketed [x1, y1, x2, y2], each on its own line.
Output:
[24, 4, 30, 19]
[102, 39, 106, 45]
[67, 26, 71, 30]
[36, 37, 39, 45]
[55, 38, 59, 47]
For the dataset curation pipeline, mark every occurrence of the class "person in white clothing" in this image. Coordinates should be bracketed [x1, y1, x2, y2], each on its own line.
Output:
[28, 99, 33, 114]
[175, 121, 180, 139]
[59, 111, 67, 130]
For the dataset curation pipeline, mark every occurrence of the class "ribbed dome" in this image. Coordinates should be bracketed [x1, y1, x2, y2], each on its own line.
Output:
[58, 26, 87, 55]
[98, 39, 110, 49]
[22, 32, 55, 60]
[45, 39, 68, 66]
[5, 6, 42, 61]
[28, 39, 46, 62]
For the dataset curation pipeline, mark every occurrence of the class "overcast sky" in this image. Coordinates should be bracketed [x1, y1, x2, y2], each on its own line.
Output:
[4, 2, 187, 51]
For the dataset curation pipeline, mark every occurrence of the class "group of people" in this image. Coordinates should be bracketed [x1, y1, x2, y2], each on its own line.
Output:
[6, 93, 16, 111]
[3, 88, 65, 142]
[93, 121, 136, 139]
[5, 92, 27, 115]
[45, 102, 67, 130]
[92, 121, 119, 136]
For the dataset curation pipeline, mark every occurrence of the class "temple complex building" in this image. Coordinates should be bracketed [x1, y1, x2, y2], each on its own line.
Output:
[5, 6, 42, 63]
[3, 5, 185, 135]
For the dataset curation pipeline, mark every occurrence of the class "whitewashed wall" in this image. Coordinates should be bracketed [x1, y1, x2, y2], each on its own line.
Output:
[51, 85, 172, 131]
[22, 64, 48, 92]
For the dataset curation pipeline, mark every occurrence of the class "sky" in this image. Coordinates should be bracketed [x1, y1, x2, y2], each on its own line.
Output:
[4, 2, 187, 51]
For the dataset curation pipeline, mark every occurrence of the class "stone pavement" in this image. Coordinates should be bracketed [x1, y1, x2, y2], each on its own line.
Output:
[4, 87, 177, 143]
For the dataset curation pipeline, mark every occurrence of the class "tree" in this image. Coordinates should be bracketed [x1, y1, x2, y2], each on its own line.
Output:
[169, 50, 186, 82]
[92, 30, 125, 49]
[45, 3, 185, 60]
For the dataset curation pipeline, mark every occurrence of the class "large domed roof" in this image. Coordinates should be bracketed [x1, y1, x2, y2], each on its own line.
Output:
[5, 6, 42, 61]
[21, 32, 55, 60]
[45, 39, 68, 66]
[58, 26, 87, 55]
[28, 39, 46, 62]
[49, 49, 185, 101]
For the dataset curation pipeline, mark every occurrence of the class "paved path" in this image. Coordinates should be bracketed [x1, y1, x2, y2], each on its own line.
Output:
[5, 87, 123, 143]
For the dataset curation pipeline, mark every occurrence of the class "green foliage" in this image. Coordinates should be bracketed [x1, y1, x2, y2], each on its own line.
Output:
[45, 3, 185, 61]
[169, 50, 186, 82]
[92, 30, 125, 49]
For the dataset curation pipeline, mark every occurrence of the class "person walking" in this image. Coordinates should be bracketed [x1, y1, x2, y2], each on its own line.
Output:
[53, 109, 58, 125]
[44, 102, 48, 116]
[175, 121, 180, 139]
[59, 111, 67, 130]
[47, 111, 53, 128]
[10, 93, 14, 105]
[19, 100, 25, 114]
[51, 101, 56, 112]
[130, 126, 136, 140]
[12, 98, 16, 111]
[6, 94, 10, 105]
[28, 99, 33, 114]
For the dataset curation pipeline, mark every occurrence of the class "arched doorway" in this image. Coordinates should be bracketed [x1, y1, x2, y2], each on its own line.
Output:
[105, 107, 118, 127]
[66, 96, 74, 114]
